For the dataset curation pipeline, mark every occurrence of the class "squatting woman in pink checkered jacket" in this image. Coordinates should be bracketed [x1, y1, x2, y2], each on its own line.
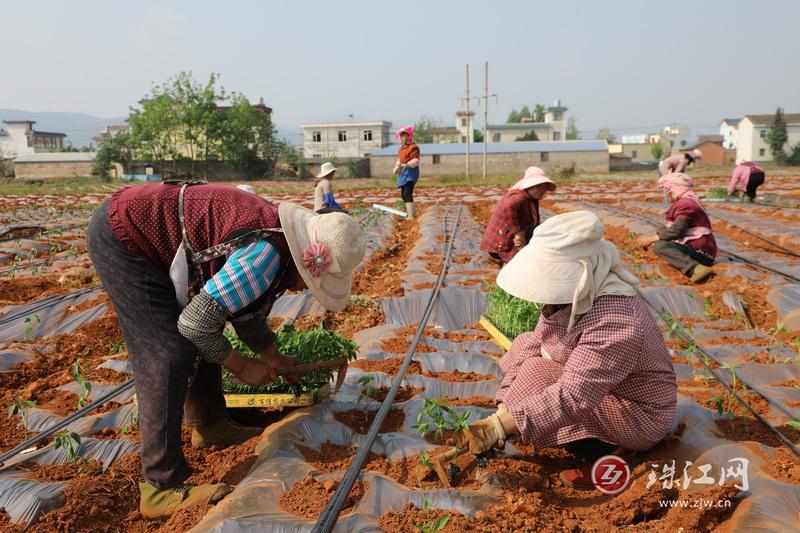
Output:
[454, 210, 677, 491]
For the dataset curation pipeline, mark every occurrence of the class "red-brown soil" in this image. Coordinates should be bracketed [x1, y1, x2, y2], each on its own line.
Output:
[421, 369, 496, 382]
[381, 336, 437, 354]
[714, 416, 800, 447]
[448, 396, 497, 409]
[351, 211, 421, 298]
[332, 408, 405, 435]
[279, 476, 368, 520]
[349, 357, 421, 376]
[293, 298, 386, 340]
[367, 385, 423, 403]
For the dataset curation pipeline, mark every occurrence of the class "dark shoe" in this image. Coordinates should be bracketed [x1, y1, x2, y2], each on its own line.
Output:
[190, 417, 263, 449]
[139, 481, 230, 519]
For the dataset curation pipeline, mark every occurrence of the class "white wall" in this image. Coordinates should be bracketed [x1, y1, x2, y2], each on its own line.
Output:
[719, 123, 738, 150]
[0, 123, 35, 158]
[736, 118, 800, 162]
[302, 123, 391, 159]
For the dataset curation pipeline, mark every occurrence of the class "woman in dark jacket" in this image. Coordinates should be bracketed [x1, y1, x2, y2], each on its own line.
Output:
[87, 182, 366, 518]
[639, 173, 718, 283]
[480, 166, 557, 264]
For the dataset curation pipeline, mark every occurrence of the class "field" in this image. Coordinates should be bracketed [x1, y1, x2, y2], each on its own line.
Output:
[0, 171, 798, 531]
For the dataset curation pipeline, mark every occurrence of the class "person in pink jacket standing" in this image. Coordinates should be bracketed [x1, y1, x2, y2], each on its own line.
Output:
[728, 161, 765, 201]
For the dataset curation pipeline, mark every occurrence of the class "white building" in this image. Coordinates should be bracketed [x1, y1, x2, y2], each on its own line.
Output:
[0, 120, 66, 159]
[736, 113, 800, 162]
[661, 125, 692, 152]
[486, 99, 568, 143]
[431, 111, 476, 144]
[301, 121, 392, 159]
[719, 118, 740, 150]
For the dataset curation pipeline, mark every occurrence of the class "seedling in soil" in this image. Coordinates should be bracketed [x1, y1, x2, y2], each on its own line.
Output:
[53, 430, 82, 463]
[709, 396, 735, 419]
[356, 375, 376, 420]
[7, 396, 36, 435]
[71, 358, 93, 408]
[412, 397, 471, 439]
[767, 323, 788, 354]
[786, 421, 800, 430]
[414, 494, 449, 533]
[121, 412, 140, 435]
[24, 313, 42, 339]
[703, 298, 718, 320]
[108, 340, 126, 356]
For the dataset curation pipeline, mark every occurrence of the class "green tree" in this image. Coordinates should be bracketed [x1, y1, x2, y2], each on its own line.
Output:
[92, 132, 134, 179]
[594, 127, 616, 143]
[215, 93, 279, 173]
[785, 141, 800, 166]
[651, 142, 666, 161]
[765, 107, 789, 162]
[515, 130, 539, 142]
[506, 108, 520, 123]
[519, 105, 532, 121]
[565, 117, 581, 140]
[473, 129, 484, 143]
[412, 116, 442, 144]
[534, 104, 546, 123]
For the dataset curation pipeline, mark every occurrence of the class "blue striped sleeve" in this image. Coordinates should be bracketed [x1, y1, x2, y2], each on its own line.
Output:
[203, 240, 282, 314]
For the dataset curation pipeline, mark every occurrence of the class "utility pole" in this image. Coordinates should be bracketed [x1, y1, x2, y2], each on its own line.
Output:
[475, 61, 498, 179]
[464, 64, 470, 179]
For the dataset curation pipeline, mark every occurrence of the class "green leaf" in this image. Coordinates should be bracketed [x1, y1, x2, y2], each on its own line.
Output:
[786, 421, 800, 429]
[433, 515, 450, 531]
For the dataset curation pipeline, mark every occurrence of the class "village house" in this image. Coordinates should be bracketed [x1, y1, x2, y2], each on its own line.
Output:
[735, 113, 800, 162]
[93, 124, 131, 146]
[719, 118, 740, 150]
[486, 99, 568, 143]
[370, 140, 609, 177]
[0, 120, 67, 158]
[300, 120, 392, 159]
[681, 135, 735, 166]
[13, 152, 96, 180]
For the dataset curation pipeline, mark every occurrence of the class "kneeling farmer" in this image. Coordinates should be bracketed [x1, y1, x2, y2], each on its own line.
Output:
[87, 182, 366, 517]
[455, 211, 677, 489]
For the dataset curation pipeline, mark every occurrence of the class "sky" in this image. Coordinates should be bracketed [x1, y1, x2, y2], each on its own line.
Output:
[2, 0, 799, 144]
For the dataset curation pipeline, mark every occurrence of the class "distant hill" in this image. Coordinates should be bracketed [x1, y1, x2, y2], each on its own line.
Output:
[0, 109, 127, 149]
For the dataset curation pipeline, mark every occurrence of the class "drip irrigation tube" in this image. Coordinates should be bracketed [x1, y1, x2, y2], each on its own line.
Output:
[0, 379, 135, 466]
[640, 294, 800, 458]
[711, 213, 800, 258]
[313, 205, 464, 532]
[578, 201, 800, 284]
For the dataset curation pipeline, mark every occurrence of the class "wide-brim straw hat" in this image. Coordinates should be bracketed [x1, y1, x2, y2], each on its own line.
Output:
[279, 203, 366, 311]
[497, 211, 605, 305]
[510, 166, 557, 192]
[316, 162, 337, 179]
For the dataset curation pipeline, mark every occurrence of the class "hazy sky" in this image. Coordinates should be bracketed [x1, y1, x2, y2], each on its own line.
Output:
[2, 0, 799, 142]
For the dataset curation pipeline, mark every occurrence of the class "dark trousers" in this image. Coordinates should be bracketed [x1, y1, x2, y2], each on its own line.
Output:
[86, 200, 228, 489]
[652, 240, 714, 275]
[400, 182, 415, 203]
[564, 438, 618, 463]
[746, 171, 765, 200]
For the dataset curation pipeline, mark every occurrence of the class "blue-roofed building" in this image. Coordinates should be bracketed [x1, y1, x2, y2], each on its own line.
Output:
[369, 140, 609, 177]
[486, 98, 568, 143]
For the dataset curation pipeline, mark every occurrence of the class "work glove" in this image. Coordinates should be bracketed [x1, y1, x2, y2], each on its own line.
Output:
[638, 235, 658, 250]
[452, 404, 514, 455]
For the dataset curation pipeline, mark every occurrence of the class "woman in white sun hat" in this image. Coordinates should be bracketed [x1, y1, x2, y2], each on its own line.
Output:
[480, 166, 557, 264]
[86, 182, 366, 518]
[455, 211, 676, 492]
[313, 161, 344, 214]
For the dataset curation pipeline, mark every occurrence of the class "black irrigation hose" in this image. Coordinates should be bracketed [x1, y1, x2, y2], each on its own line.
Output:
[313, 204, 464, 533]
[0, 379, 135, 466]
[639, 293, 800, 458]
[579, 201, 800, 284]
[709, 212, 800, 259]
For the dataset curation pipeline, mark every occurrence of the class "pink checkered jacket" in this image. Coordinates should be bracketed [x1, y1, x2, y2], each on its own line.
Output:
[496, 295, 677, 451]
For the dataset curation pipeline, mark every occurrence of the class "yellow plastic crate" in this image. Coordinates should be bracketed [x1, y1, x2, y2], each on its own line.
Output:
[224, 383, 331, 410]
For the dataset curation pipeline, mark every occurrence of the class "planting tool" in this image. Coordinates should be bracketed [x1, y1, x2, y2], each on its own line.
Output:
[413, 446, 470, 487]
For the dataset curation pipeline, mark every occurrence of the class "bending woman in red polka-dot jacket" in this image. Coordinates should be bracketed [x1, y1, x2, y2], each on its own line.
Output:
[86, 182, 366, 518]
[454, 211, 677, 491]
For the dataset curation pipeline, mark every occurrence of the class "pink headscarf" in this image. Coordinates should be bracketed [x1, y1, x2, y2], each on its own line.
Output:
[657, 172, 700, 202]
[510, 166, 556, 191]
[396, 126, 414, 142]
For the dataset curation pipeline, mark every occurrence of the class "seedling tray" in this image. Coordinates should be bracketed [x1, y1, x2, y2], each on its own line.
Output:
[224, 383, 331, 410]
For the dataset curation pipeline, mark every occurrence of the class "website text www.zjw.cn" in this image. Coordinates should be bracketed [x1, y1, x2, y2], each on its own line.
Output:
[658, 498, 733, 509]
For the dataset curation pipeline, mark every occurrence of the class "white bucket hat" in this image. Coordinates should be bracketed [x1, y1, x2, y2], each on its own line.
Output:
[690, 149, 703, 160]
[236, 184, 256, 194]
[316, 162, 337, 179]
[279, 202, 366, 311]
[497, 210, 638, 330]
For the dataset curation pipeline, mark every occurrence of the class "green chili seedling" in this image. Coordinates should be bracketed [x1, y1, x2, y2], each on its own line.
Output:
[71, 358, 92, 408]
[53, 430, 82, 463]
